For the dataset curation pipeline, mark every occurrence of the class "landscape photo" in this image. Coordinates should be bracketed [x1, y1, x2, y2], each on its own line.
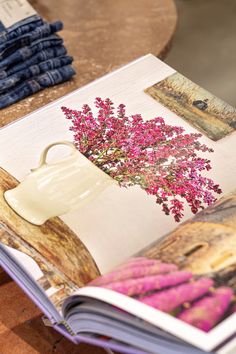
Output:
[145, 72, 236, 141]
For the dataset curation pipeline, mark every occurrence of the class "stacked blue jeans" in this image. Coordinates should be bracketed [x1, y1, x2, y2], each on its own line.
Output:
[0, 15, 76, 108]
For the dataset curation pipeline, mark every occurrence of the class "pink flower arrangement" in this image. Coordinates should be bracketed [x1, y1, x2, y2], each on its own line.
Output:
[61, 98, 222, 221]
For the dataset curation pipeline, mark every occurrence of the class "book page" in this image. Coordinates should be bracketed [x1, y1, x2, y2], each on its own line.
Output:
[0, 54, 236, 311]
[73, 190, 236, 352]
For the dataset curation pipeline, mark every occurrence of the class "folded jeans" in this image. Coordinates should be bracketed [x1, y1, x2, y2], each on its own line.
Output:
[0, 21, 63, 58]
[0, 55, 73, 92]
[0, 65, 76, 108]
[0, 46, 67, 79]
[0, 34, 63, 68]
[0, 15, 44, 43]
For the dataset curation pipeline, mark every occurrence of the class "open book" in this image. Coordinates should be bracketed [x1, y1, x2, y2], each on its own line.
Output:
[1, 54, 236, 354]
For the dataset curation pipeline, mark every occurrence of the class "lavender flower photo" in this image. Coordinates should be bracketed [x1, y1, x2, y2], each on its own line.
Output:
[90, 192, 236, 333]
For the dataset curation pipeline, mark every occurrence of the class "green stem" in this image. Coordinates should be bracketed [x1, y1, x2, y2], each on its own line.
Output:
[95, 146, 127, 163]
[95, 148, 110, 162]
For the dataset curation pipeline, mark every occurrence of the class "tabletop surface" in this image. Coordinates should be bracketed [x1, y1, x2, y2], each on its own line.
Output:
[0, 0, 177, 127]
[0, 1, 177, 353]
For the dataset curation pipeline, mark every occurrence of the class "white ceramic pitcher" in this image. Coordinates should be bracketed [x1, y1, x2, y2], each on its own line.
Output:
[4, 141, 114, 225]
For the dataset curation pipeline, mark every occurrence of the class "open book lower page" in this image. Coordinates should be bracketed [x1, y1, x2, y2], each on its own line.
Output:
[72, 190, 236, 353]
[0, 54, 236, 353]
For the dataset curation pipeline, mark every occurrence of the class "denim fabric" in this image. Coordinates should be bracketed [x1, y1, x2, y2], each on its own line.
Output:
[0, 55, 73, 92]
[0, 15, 44, 43]
[0, 46, 67, 79]
[0, 65, 76, 108]
[0, 34, 63, 68]
[0, 21, 63, 58]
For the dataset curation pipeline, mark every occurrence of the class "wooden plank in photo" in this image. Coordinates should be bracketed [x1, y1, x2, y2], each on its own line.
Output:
[0, 167, 100, 294]
[141, 192, 236, 290]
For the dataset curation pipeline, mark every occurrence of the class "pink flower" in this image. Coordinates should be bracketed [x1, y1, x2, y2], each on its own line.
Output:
[178, 287, 233, 332]
[61, 98, 222, 221]
[100, 271, 192, 296]
[139, 278, 213, 312]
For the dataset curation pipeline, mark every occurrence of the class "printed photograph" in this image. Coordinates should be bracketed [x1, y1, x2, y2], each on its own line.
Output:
[0, 97, 229, 310]
[90, 191, 236, 332]
[0, 167, 100, 308]
[145, 72, 236, 141]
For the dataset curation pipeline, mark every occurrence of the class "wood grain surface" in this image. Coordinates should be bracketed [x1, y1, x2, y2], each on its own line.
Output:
[142, 192, 236, 290]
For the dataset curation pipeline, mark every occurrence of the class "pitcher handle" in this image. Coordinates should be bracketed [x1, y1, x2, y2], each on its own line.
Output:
[31, 141, 77, 171]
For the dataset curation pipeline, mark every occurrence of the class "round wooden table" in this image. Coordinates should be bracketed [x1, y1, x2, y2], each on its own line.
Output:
[0, 0, 177, 352]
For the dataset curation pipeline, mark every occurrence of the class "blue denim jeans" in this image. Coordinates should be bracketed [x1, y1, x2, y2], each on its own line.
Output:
[0, 15, 44, 42]
[0, 46, 67, 79]
[0, 55, 73, 92]
[0, 65, 76, 108]
[0, 34, 63, 68]
[0, 21, 63, 58]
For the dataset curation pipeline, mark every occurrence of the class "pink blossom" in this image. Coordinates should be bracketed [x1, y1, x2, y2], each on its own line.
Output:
[90, 262, 177, 286]
[62, 98, 222, 221]
[100, 271, 192, 296]
[139, 278, 213, 312]
[178, 287, 233, 332]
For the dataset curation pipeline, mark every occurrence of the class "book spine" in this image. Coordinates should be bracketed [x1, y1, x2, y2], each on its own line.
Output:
[58, 320, 76, 336]
[42, 316, 76, 336]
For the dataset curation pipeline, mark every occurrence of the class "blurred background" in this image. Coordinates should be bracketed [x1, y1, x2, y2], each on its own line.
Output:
[166, 0, 236, 106]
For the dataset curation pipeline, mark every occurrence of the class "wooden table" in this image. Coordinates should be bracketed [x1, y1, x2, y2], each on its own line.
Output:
[0, 0, 177, 352]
